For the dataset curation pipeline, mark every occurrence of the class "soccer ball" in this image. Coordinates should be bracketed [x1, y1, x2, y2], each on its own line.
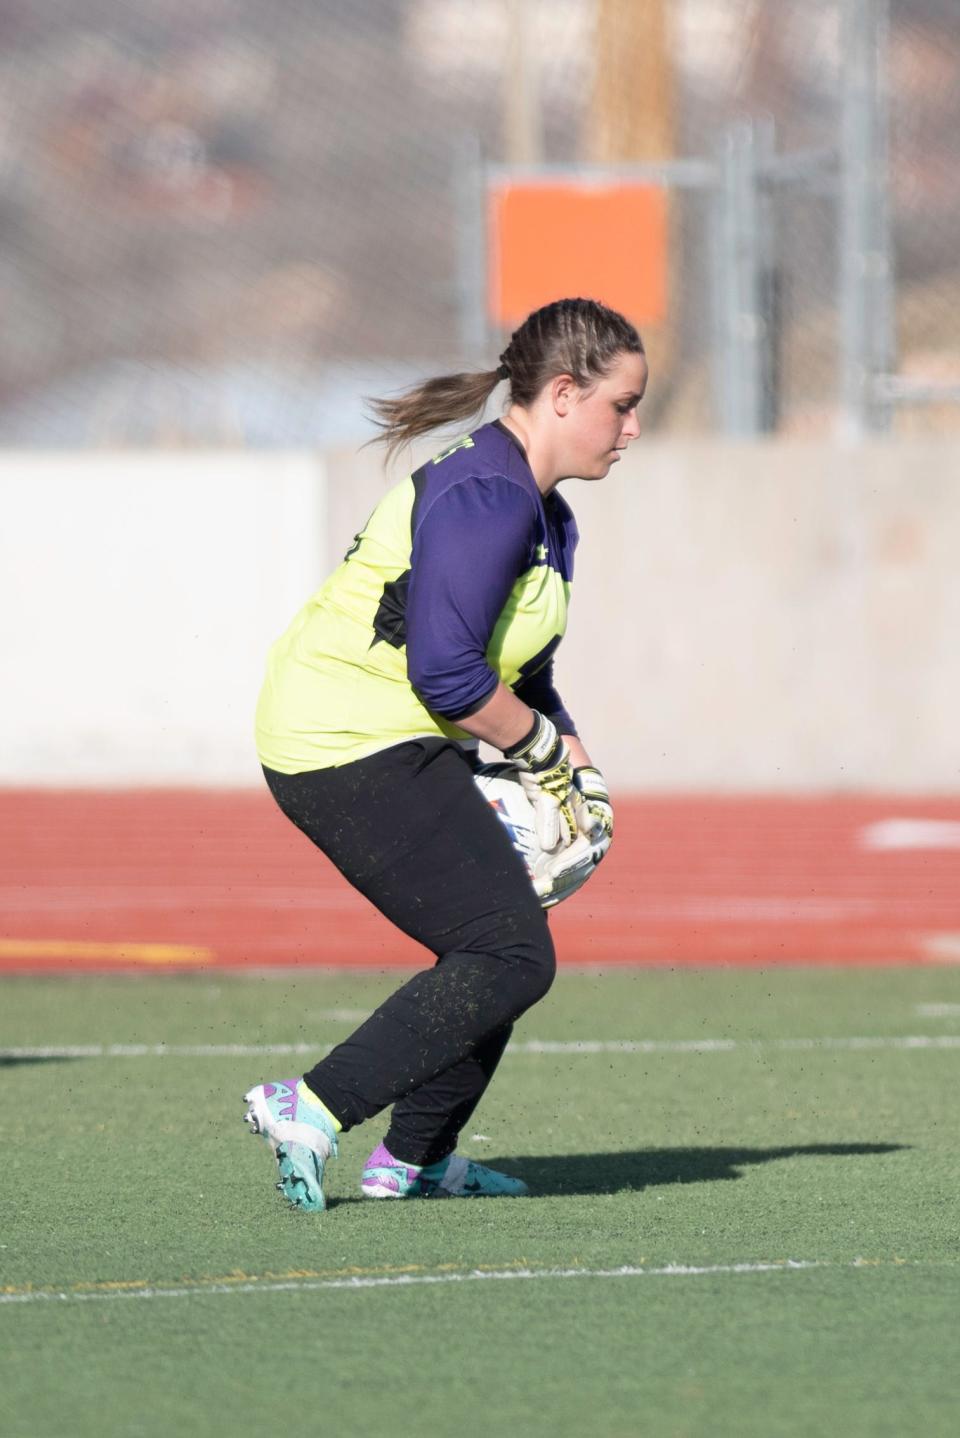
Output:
[474, 761, 609, 909]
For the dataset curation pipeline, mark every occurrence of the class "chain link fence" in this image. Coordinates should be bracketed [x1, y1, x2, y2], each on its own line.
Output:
[0, 0, 956, 445]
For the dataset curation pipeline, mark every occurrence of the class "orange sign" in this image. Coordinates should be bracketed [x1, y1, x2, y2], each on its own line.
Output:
[488, 182, 668, 330]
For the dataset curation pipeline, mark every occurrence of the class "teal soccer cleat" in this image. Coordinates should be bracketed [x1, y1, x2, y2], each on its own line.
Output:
[361, 1142, 529, 1199]
[243, 1078, 338, 1212]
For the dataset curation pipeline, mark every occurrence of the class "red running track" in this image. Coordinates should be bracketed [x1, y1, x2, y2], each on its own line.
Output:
[2, 790, 960, 971]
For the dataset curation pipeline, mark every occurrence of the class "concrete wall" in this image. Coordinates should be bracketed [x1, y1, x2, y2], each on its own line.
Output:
[3, 441, 958, 790]
[560, 441, 960, 791]
[0, 452, 325, 784]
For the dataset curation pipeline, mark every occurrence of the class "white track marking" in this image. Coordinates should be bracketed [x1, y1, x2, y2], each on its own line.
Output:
[922, 934, 960, 963]
[0, 889, 902, 920]
[915, 1003, 960, 1018]
[860, 819, 960, 851]
[0, 1259, 882, 1307]
[2, 1035, 960, 1061]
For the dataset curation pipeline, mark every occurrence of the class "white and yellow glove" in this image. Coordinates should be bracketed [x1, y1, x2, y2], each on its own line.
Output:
[532, 766, 614, 905]
[503, 711, 582, 852]
[573, 766, 614, 846]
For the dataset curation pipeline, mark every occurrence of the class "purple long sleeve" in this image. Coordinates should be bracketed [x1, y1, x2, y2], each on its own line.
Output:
[406, 475, 539, 718]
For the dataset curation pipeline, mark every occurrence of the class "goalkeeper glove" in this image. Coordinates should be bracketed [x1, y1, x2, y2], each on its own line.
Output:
[573, 766, 614, 845]
[533, 767, 613, 906]
[503, 710, 581, 851]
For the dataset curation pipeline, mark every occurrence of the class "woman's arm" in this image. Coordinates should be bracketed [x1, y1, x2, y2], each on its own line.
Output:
[562, 733, 593, 768]
[454, 683, 593, 767]
[452, 681, 535, 751]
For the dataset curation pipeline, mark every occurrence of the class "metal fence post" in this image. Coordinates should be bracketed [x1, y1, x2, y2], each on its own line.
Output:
[453, 134, 489, 357]
[839, 0, 895, 437]
[711, 118, 776, 436]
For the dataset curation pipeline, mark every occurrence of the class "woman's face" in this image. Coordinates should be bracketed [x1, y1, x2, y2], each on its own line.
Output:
[555, 350, 648, 481]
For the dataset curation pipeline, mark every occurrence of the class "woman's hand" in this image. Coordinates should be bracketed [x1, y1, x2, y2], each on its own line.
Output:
[503, 711, 582, 850]
[573, 766, 614, 844]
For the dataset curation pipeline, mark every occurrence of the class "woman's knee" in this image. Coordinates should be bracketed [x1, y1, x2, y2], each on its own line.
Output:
[505, 916, 556, 1008]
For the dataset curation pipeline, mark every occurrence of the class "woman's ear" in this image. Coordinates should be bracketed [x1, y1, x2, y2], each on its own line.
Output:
[551, 373, 577, 417]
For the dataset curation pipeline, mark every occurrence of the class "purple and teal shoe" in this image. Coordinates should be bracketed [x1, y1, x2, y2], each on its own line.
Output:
[361, 1142, 529, 1199]
[243, 1078, 338, 1212]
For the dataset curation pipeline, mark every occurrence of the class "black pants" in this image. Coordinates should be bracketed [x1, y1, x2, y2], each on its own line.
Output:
[263, 738, 555, 1166]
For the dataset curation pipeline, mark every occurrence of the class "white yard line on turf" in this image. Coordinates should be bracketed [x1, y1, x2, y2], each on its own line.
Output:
[0, 1260, 851, 1307]
[2, 1035, 960, 1061]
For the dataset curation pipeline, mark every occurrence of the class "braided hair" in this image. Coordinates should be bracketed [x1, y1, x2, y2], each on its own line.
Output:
[369, 297, 644, 461]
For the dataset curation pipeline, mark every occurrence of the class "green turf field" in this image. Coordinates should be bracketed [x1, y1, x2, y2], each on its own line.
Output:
[2, 967, 959, 1437]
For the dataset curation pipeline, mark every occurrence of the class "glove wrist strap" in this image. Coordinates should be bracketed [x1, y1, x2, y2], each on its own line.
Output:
[574, 765, 609, 801]
[504, 710, 565, 773]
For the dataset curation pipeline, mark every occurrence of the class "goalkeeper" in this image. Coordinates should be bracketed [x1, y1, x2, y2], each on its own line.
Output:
[246, 297, 647, 1209]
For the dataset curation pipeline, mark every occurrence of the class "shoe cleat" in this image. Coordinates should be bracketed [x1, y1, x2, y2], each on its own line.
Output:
[242, 1079, 338, 1213]
[361, 1142, 528, 1199]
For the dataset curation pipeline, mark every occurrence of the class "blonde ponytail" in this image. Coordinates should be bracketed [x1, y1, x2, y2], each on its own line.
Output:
[368, 368, 505, 463]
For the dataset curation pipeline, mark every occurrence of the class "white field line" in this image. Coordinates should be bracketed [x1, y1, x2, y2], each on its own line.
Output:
[2, 1035, 960, 1061]
[915, 1003, 960, 1018]
[515, 1036, 960, 1054]
[0, 1259, 874, 1307]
